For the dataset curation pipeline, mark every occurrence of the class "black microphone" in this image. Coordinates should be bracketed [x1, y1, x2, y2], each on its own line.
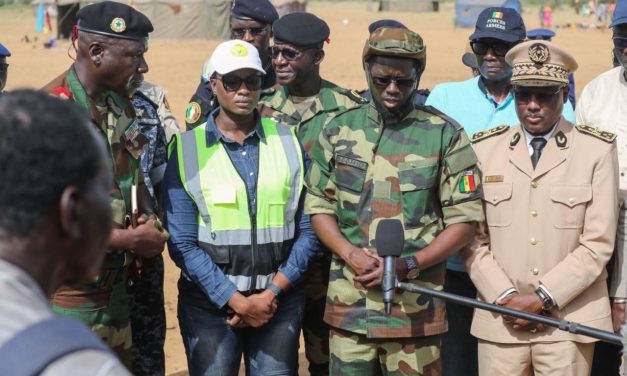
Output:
[375, 219, 404, 315]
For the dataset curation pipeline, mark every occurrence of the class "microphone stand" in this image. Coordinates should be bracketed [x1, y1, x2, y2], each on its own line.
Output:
[396, 281, 623, 346]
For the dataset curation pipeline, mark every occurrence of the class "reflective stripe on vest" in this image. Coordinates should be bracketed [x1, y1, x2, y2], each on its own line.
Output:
[174, 118, 304, 292]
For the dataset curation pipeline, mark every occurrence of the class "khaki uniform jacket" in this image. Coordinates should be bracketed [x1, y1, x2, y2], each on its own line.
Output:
[463, 119, 619, 343]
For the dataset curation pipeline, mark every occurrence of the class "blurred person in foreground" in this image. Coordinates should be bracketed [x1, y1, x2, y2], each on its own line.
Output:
[0, 43, 10, 92]
[258, 12, 365, 375]
[0, 90, 130, 375]
[42, 1, 167, 365]
[185, 0, 278, 129]
[463, 40, 617, 376]
[305, 26, 484, 375]
[576, 1, 627, 374]
[165, 39, 318, 376]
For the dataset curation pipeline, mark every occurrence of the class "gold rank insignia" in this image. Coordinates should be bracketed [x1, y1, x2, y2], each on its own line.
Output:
[575, 125, 617, 143]
[485, 175, 504, 183]
[110, 17, 126, 33]
[510, 132, 521, 148]
[555, 131, 567, 147]
[471, 125, 509, 143]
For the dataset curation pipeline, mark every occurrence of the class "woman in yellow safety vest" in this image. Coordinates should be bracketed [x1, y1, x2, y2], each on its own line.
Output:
[163, 40, 318, 376]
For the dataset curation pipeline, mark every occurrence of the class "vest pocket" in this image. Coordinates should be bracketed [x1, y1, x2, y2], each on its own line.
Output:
[266, 202, 286, 227]
[398, 162, 437, 228]
[482, 183, 513, 227]
[550, 185, 591, 229]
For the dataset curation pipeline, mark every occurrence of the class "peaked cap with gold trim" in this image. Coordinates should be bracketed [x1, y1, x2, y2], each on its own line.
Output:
[77, 1, 153, 41]
[505, 40, 577, 86]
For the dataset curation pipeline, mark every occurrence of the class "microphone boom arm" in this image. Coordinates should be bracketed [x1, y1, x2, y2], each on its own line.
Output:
[396, 281, 623, 345]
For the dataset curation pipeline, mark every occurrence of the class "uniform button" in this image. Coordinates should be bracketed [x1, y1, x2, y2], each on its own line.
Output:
[568, 197, 575, 204]
[531, 181, 539, 188]
[493, 196, 498, 202]
[242, 151, 247, 156]
[532, 268, 539, 275]
[531, 210, 538, 217]
[249, 172, 254, 176]
[530, 237, 537, 245]
[622, 172, 625, 177]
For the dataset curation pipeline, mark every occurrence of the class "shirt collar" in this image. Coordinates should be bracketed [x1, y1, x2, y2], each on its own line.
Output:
[205, 108, 266, 146]
[522, 121, 558, 147]
[477, 76, 514, 109]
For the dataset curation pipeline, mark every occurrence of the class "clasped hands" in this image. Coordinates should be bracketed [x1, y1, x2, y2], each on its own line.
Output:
[498, 292, 547, 333]
[226, 289, 278, 329]
[345, 246, 409, 289]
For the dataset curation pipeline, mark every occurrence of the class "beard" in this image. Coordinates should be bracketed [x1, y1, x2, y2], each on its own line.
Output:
[122, 74, 144, 97]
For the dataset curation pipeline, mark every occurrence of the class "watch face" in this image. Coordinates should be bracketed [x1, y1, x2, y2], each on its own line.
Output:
[407, 268, 420, 280]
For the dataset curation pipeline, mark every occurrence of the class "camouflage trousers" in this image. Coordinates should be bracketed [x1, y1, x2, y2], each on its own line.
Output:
[128, 254, 166, 376]
[303, 252, 332, 376]
[329, 327, 441, 376]
[51, 267, 132, 368]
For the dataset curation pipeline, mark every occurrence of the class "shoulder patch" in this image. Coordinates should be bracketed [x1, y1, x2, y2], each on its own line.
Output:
[345, 89, 368, 104]
[422, 105, 463, 130]
[575, 125, 617, 143]
[471, 125, 509, 143]
[185, 102, 202, 124]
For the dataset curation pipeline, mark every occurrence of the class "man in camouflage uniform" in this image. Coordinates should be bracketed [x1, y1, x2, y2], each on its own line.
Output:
[43, 1, 167, 366]
[258, 13, 366, 375]
[305, 27, 484, 375]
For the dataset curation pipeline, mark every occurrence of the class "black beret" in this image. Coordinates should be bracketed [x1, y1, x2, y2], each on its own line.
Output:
[77, 1, 153, 41]
[273, 12, 330, 47]
[231, 0, 278, 25]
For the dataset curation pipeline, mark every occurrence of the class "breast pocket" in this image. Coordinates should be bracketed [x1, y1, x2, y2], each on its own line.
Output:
[398, 161, 438, 228]
[550, 185, 591, 229]
[482, 183, 513, 227]
[333, 155, 367, 193]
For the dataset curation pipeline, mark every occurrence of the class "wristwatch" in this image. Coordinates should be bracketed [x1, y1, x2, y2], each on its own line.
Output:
[535, 287, 555, 311]
[404, 256, 420, 280]
[267, 283, 283, 297]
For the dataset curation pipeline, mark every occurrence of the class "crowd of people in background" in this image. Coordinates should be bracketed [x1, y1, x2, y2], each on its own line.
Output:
[0, 0, 626, 375]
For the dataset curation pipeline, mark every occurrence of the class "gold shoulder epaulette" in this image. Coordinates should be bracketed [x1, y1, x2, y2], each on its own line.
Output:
[346, 89, 368, 104]
[471, 125, 509, 143]
[575, 125, 617, 143]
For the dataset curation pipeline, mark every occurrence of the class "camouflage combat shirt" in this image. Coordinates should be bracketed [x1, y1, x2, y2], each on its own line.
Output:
[305, 102, 484, 338]
[259, 79, 367, 153]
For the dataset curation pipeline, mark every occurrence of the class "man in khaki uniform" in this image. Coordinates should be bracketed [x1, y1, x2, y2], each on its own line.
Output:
[463, 40, 619, 375]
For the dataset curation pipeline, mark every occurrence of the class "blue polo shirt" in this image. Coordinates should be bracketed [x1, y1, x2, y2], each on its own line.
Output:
[426, 76, 575, 272]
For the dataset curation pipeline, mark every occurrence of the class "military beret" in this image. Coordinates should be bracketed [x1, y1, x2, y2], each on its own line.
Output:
[362, 27, 426, 71]
[77, 1, 153, 41]
[368, 19, 406, 34]
[0, 43, 10, 58]
[611, 0, 627, 28]
[506, 40, 577, 86]
[527, 28, 555, 41]
[231, 0, 278, 25]
[273, 12, 330, 47]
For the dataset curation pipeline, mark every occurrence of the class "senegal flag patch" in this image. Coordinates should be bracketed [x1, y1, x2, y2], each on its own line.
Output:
[185, 102, 202, 124]
[459, 171, 477, 193]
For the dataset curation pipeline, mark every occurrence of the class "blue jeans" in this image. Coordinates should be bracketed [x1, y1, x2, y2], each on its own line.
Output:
[178, 286, 305, 376]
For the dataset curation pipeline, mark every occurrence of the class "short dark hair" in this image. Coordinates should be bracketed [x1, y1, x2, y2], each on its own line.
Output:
[0, 90, 102, 237]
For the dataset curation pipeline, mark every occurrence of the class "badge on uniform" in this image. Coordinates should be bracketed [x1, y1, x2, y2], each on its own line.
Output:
[459, 170, 477, 193]
[122, 119, 148, 159]
[185, 102, 202, 124]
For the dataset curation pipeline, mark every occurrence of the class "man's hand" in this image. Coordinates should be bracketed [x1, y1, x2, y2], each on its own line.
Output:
[499, 293, 544, 331]
[129, 216, 167, 258]
[353, 248, 384, 288]
[345, 246, 380, 277]
[612, 300, 626, 333]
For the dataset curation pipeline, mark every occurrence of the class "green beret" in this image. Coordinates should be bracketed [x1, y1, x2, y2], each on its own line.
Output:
[273, 12, 330, 47]
[77, 1, 153, 41]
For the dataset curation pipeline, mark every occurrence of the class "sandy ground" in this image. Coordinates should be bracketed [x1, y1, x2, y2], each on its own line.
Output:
[0, 2, 616, 374]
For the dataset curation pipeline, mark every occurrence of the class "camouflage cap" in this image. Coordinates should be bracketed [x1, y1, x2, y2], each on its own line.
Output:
[362, 27, 426, 72]
[506, 40, 577, 86]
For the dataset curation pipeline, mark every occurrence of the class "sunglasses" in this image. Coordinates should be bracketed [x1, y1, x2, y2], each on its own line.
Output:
[613, 37, 627, 50]
[271, 46, 309, 61]
[214, 73, 263, 92]
[231, 26, 268, 39]
[512, 85, 564, 103]
[470, 41, 516, 56]
[370, 75, 416, 89]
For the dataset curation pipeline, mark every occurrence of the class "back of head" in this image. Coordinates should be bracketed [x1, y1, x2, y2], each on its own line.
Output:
[0, 90, 102, 238]
[362, 27, 426, 73]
